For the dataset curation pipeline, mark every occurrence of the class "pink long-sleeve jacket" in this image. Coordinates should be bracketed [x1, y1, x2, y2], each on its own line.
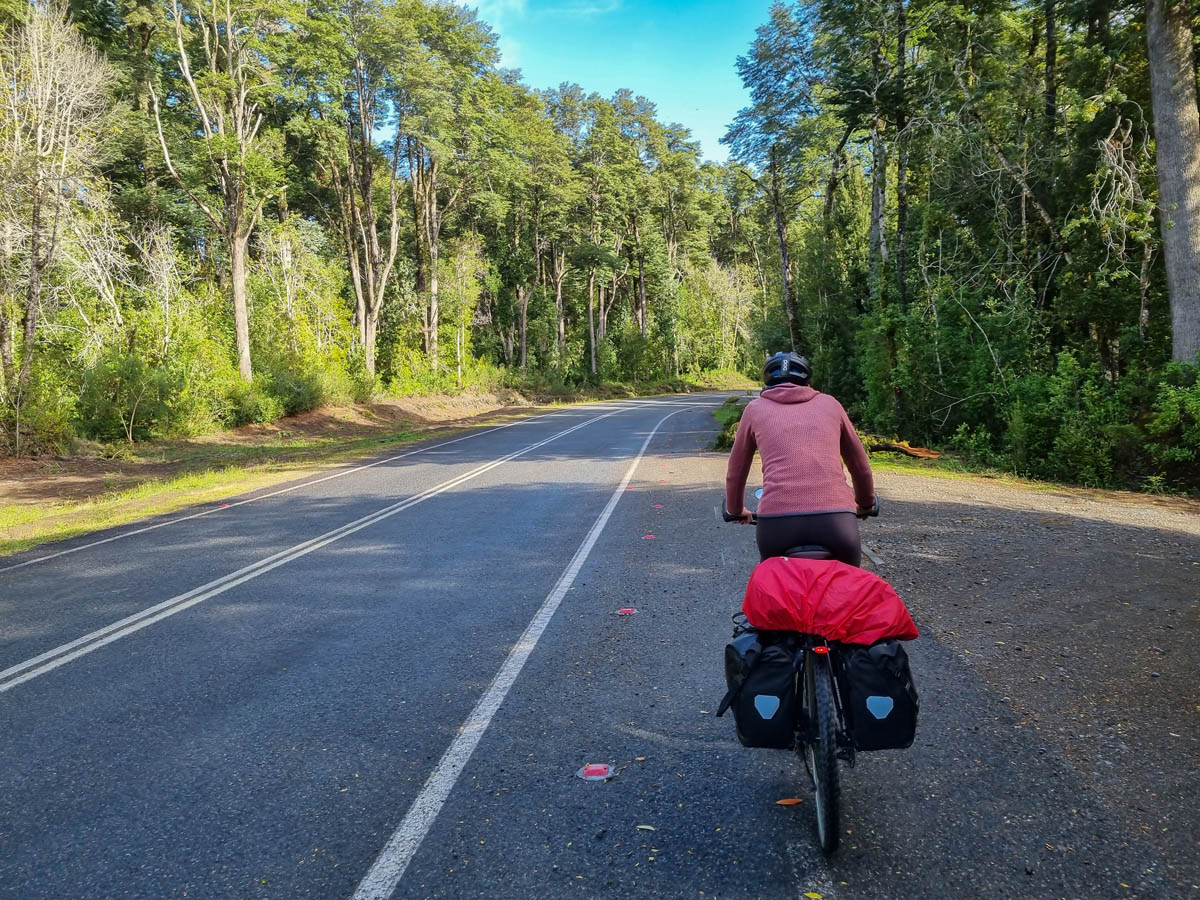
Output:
[725, 384, 875, 517]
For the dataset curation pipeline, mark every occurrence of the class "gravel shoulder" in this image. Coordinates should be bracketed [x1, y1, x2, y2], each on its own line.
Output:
[873, 469, 1200, 893]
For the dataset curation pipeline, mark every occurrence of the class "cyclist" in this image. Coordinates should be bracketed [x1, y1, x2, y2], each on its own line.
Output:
[725, 351, 876, 565]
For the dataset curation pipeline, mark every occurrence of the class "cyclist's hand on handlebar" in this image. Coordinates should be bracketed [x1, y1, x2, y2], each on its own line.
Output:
[722, 504, 755, 524]
[855, 497, 881, 519]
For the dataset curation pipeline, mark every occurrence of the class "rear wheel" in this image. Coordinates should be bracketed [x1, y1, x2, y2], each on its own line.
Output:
[803, 653, 841, 855]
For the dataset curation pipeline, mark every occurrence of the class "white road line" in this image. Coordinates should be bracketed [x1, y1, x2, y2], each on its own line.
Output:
[0, 409, 628, 695]
[0, 407, 597, 575]
[351, 407, 690, 900]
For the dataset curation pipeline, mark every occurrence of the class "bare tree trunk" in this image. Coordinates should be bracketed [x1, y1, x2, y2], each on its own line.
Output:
[597, 282, 607, 343]
[587, 267, 597, 375]
[18, 191, 42, 391]
[553, 247, 567, 362]
[769, 153, 801, 350]
[456, 323, 463, 388]
[428, 239, 440, 369]
[229, 232, 253, 381]
[868, 104, 888, 306]
[1139, 242, 1154, 342]
[633, 220, 648, 337]
[749, 238, 768, 322]
[895, 0, 909, 307]
[517, 284, 529, 370]
[1146, 0, 1200, 363]
[500, 326, 513, 366]
[0, 303, 12, 392]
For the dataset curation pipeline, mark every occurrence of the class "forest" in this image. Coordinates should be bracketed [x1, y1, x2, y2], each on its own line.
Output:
[0, 0, 1197, 491]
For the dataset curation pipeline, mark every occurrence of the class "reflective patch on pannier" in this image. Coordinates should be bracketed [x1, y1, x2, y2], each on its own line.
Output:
[843, 640, 919, 751]
[866, 695, 894, 719]
[754, 694, 781, 719]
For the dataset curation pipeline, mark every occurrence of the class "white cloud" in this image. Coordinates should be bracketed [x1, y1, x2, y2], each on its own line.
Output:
[544, 0, 621, 16]
[473, 0, 527, 67]
[474, 0, 528, 19]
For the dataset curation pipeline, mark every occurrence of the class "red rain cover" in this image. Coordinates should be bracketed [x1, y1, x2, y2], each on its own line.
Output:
[742, 556, 919, 644]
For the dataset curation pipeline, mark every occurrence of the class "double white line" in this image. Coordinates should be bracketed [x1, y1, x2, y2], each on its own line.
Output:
[0, 409, 623, 695]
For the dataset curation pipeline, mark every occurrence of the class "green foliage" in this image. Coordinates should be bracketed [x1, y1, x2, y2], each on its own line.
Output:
[0, 365, 75, 456]
[77, 355, 181, 443]
[222, 380, 285, 428]
[711, 397, 746, 451]
[1, 0, 1194, 500]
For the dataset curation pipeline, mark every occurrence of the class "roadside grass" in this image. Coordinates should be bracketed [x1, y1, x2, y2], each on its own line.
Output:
[0, 416, 520, 559]
[0, 427, 427, 561]
[711, 396, 746, 451]
[1, 373, 756, 560]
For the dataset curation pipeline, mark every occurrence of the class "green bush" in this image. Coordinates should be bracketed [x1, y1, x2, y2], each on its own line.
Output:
[222, 380, 284, 427]
[77, 355, 181, 443]
[346, 347, 378, 404]
[0, 366, 76, 455]
[711, 396, 745, 451]
[268, 368, 327, 416]
[1146, 364, 1200, 488]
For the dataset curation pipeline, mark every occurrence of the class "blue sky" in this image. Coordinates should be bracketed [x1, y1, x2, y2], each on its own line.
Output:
[472, 0, 773, 163]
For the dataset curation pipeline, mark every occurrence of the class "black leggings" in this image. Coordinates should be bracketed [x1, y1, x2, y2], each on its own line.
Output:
[756, 512, 861, 566]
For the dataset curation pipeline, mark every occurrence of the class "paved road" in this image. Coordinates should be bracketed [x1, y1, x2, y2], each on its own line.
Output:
[0, 395, 1177, 899]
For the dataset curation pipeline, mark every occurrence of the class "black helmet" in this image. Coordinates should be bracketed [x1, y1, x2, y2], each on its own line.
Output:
[762, 351, 812, 387]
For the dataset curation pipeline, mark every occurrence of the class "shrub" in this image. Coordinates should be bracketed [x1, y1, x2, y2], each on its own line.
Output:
[77, 355, 180, 443]
[222, 380, 284, 427]
[0, 365, 76, 455]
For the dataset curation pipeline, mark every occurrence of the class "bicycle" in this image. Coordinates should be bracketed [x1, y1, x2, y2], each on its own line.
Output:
[721, 497, 880, 856]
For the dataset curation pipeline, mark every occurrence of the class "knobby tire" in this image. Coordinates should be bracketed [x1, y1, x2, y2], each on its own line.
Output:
[805, 654, 841, 855]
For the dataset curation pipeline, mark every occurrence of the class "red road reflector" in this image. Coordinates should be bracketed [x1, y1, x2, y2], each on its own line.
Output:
[812, 645, 830, 655]
[643, 534, 655, 540]
[652, 504, 664, 509]
[220, 504, 229, 508]
[617, 608, 636, 616]
[577, 763, 614, 782]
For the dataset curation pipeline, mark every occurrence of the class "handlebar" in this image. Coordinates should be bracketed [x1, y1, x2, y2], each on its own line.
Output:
[723, 497, 880, 523]
[722, 506, 757, 524]
[857, 497, 881, 520]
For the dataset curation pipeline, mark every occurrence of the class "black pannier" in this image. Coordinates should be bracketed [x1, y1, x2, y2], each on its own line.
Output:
[717, 631, 799, 749]
[842, 640, 919, 751]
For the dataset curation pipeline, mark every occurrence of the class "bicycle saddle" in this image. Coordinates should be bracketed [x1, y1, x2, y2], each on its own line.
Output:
[784, 545, 834, 560]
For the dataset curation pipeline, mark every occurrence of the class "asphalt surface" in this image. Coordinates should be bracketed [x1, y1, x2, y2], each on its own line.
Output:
[0, 394, 1185, 899]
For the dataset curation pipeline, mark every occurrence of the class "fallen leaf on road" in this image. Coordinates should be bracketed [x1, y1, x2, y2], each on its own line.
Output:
[775, 798, 803, 806]
[804, 893, 822, 899]
[635, 756, 645, 761]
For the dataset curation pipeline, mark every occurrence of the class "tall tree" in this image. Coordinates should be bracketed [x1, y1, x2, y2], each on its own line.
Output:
[314, 0, 410, 377]
[150, 0, 296, 381]
[1145, 0, 1200, 363]
[399, 1, 494, 370]
[724, 1, 815, 351]
[0, 0, 109, 412]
